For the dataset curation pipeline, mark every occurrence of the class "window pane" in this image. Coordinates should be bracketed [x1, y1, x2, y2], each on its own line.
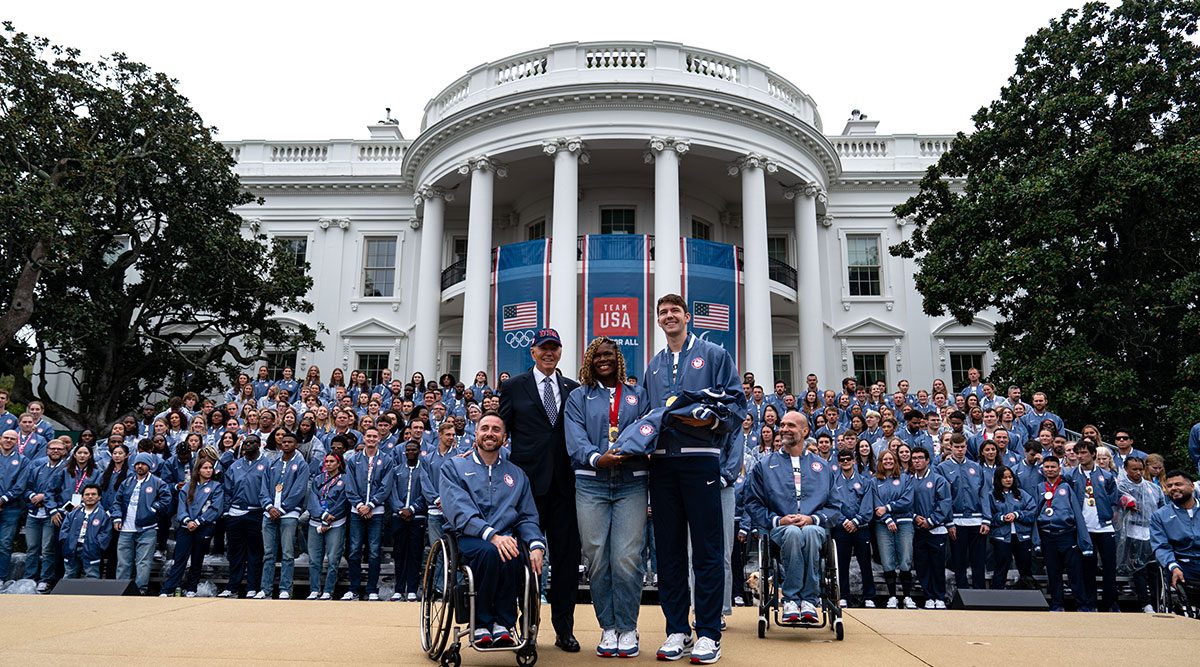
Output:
[264, 351, 297, 382]
[356, 353, 390, 387]
[771, 353, 792, 394]
[853, 352, 887, 389]
[363, 238, 397, 297]
[846, 235, 881, 296]
[692, 218, 712, 241]
[950, 353, 985, 393]
[527, 219, 546, 240]
[278, 237, 307, 268]
[767, 236, 788, 263]
[601, 208, 636, 234]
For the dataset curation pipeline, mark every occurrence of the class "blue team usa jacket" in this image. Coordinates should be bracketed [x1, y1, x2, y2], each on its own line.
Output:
[831, 469, 876, 529]
[1032, 481, 1093, 553]
[178, 481, 224, 527]
[937, 457, 989, 524]
[1150, 500, 1200, 573]
[985, 489, 1038, 542]
[259, 455, 310, 513]
[111, 473, 172, 531]
[223, 456, 271, 513]
[0, 449, 31, 507]
[874, 474, 914, 526]
[307, 471, 350, 524]
[910, 471, 952, 531]
[1064, 466, 1120, 530]
[565, 383, 650, 482]
[440, 451, 545, 549]
[745, 450, 841, 530]
[58, 506, 113, 564]
[388, 459, 428, 518]
[346, 452, 394, 511]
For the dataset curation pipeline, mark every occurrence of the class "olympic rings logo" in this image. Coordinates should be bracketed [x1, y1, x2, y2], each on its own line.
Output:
[506, 330, 535, 348]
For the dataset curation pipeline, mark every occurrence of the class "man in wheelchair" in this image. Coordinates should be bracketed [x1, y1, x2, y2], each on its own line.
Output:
[440, 413, 546, 647]
[745, 411, 839, 625]
[1150, 469, 1200, 607]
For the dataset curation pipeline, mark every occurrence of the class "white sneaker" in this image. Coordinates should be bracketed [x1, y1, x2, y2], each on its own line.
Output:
[252, 591, 267, 600]
[390, 592, 403, 601]
[1142, 604, 1155, 613]
[886, 596, 899, 609]
[35, 582, 48, 593]
[185, 591, 196, 598]
[367, 593, 380, 601]
[690, 636, 720, 664]
[838, 599, 848, 608]
[406, 592, 418, 602]
[340, 591, 358, 601]
[306, 592, 319, 600]
[732, 596, 744, 607]
[217, 590, 234, 598]
[318, 592, 331, 600]
[656, 633, 693, 661]
[617, 630, 639, 658]
[923, 599, 936, 609]
[799, 600, 819, 624]
[934, 600, 946, 610]
[278, 591, 290, 600]
[903, 596, 918, 609]
[864, 599, 876, 608]
[597, 628, 619, 657]
[244, 590, 258, 599]
[781, 600, 800, 623]
[158, 593, 168, 598]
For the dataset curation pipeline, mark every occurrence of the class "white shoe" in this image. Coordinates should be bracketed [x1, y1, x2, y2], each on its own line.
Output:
[244, 590, 258, 599]
[340, 591, 357, 601]
[185, 591, 196, 598]
[655, 633, 693, 661]
[864, 599, 876, 608]
[781, 600, 800, 623]
[617, 630, 639, 658]
[886, 596, 899, 609]
[923, 599, 936, 609]
[690, 636, 720, 664]
[799, 600, 819, 624]
[318, 592, 331, 600]
[934, 600, 946, 610]
[390, 592, 403, 601]
[252, 591, 266, 600]
[367, 592, 380, 601]
[732, 596, 744, 607]
[306, 592, 319, 600]
[838, 599, 848, 608]
[158, 593, 168, 598]
[1142, 604, 1155, 613]
[597, 628, 619, 657]
[217, 590, 233, 598]
[407, 592, 418, 601]
[278, 591, 290, 600]
[903, 596, 918, 609]
[35, 582, 49, 593]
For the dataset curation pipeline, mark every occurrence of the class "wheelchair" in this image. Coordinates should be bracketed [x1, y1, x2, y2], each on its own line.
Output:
[1155, 566, 1200, 619]
[420, 533, 540, 666]
[754, 528, 844, 640]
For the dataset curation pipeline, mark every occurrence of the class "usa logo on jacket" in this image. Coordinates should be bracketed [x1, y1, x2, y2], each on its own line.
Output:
[503, 474, 514, 488]
[691, 358, 705, 369]
[625, 395, 638, 406]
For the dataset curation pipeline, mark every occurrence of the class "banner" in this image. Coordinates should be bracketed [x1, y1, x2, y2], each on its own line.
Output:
[582, 234, 649, 381]
[492, 239, 550, 378]
[682, 238, 740, 366]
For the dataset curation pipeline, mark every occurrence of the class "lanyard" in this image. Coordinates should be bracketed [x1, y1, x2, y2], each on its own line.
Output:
[608, 384, 623, 443]
[73, 470, 89, 493]
[17, 432, 32, 454]
[320, 473, 341, 500]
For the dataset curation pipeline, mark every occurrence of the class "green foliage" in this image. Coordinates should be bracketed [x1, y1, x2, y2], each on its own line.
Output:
[0, 23, 321, 431]
[892, 1, 1200, 467]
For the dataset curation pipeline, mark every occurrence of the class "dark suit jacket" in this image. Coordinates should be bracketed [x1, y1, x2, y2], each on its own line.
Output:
[498, 368, 580, 498]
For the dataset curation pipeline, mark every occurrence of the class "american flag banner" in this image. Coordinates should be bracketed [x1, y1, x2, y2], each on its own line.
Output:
[502, 302, 538, 331]
[692, 301, 730, 331]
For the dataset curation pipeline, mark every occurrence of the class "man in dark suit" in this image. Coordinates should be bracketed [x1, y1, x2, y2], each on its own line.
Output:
[498, 328, 582, 652]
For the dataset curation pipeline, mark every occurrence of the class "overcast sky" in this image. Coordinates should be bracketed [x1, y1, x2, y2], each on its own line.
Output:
[6, 0, 1088, 141]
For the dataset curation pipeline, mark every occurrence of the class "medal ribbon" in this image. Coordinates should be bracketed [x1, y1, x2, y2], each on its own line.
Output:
[608, 384, 623, 442]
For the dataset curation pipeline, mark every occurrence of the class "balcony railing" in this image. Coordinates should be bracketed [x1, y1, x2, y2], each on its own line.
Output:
[768, 257, 798, 290]
[440, 258, 466, 291]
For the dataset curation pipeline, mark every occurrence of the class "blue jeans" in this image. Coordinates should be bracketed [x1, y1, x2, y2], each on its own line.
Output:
[0, 506, 24, 579]
[24, 515, 57, 582]
[576, 476, 647, 632]
[770, 524, 827, 605]
[261, 515, 299, 595]
[117, 529, 157, 592]
[307, 522, 345, 595]
[874, 521, 914, 572]
[458, 534, 521, 629]
[64, 554, 101, 579]
[348, 513, 383, 594]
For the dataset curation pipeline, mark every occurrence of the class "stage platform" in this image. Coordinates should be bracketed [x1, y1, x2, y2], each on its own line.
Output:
[0, 596, 1197, 665]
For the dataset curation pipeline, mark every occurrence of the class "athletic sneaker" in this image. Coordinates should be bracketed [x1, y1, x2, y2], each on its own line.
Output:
[903, 597, 917, 609]
[782, 600, 800, 623]
[799, 601, 819, 624]
[406, 592, 418, 602]
[185, 591, 196, 598]
[158, 593, 169, 598]
[473, 627, 493, 647]
[35, 582, 49, 593]
[217, 590, 234, 598]
[934, 600, 946, 610]
[838, 599, 848, 608]
[1142, 605, 1155, 614]
[278, 591, 290, 600]
[923, 599, 935, 609]
[252, 591, 267, 599]
[306, 592, 319, 600]
[390, 592, 403, 601]
[689, 637, 720, 664]
[656, 633, 693, 661]
[864, 599, 876, 608]
[732, 596, 744, 607]
[340, 591, 358, 601]
[367, 593, 380, 601]
[597, 629, 619, 657]
[885, 596, 899, 609]
[318, 592, 331, 600]
[617, 630, 639, 658]
[491, 624, 513, 647]
[245, 590, 259, 599]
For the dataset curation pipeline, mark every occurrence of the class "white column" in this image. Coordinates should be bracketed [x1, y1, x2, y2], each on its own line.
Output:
[647, 137, 689, 353]
[786, 183, 825, 382]
[544, 138, 586, 373]
[412, 185, 452, 375]
[457, 156, 506, 385]
[731, 154, 777, 382]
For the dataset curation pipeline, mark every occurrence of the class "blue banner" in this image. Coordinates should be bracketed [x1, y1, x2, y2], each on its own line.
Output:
[582, 234, 649, 381]
[682, 238, 740, 366]
[493, 239, 550, 378]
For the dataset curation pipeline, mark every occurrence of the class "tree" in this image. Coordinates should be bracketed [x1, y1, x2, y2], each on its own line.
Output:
[0, 23, 321, 431]
[892, 1, 1200, 465]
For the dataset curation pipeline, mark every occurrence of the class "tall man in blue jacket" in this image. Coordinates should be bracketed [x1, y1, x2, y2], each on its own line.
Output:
[910, 447, 952, 608]
[441, 413, 545, 648]
[642, 295, 746, 665]
[111, 452, 171, 595]
[746, 411, 840, 625]
[1066, 439, 1120, 611]
[938, 433, 989, 591]
[257, 432, 309, 599]
[344, 426, 393, 600]
[1034, 456, 1093, 611]
[25, 438, 67, 592]
[1151, 470, 1200, 591]
[218, 436, 269, 599]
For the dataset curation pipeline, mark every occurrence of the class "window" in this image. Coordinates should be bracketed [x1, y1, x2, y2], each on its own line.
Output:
[846, 234, 882, 296]
[446, 352, 462, 381]
[771, 353, 793, 394]
[527, 218, 546, 241]
[853, 352, 887, 388]
[767, 236, 789, 263]
[278, 236, 307, 269]
[264, 351, 298, 382]
[692, 217, 712, 241]
[363, 237, 397, 297]
[451, 237, 468, 265]
[600, 208, 636, 234]
[356, 353, 391, 387]
[950, 352, 985, 393]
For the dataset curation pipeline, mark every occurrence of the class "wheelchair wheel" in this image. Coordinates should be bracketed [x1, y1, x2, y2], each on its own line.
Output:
[422, 535, 457, 660]
[757, 533, 772, 638]
[517, 553, 541, 648]
[439, 645, 461, 667]
[516, 646, 538, 666]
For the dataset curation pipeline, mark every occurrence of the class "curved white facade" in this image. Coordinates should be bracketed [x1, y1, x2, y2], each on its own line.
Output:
[226, 41, 993, 391]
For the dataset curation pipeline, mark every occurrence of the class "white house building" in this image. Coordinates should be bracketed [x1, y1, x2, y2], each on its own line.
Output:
[226, 41, 994, 394]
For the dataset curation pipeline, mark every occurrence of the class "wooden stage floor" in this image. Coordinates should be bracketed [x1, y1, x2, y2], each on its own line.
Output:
[1, 596, 1197, 665]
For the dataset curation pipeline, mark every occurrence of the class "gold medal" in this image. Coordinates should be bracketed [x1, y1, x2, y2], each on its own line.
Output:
[609, 426, 619, 443]
[275, 483, 284, 493]
[666, 396, 677, 407]
[1086, 498, 1095, 506]
[1044, 507, 1054, 516]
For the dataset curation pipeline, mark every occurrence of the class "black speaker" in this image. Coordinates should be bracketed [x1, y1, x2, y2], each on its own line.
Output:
[950, 588, 1049, 611]
[50, 578, 140, 596]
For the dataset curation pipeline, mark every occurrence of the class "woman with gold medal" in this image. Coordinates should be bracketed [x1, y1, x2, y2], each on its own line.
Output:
[564, 337, 650, 658]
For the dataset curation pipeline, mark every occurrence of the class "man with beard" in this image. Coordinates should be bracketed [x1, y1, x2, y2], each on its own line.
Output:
[1151, 470, 1200, 594]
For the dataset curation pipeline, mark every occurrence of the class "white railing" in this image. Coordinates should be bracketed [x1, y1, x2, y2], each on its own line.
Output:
[919, 138, 954, 158]
[224, 140, 411, 168]
[831, 139, 890, 159]
[495, 56, 548, 84]
[358, 144, 405, 162]
[270, 144, 328, 162]
[685, 51, 739, 82]
[435, 81, 470, 116]
[226, 145, 241, 161]
[584, 46, 647, 69]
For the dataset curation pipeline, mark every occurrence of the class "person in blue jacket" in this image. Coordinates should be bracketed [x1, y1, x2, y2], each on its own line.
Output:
[641, 295, 746, 665]
[986, 465, 1037, 589]
[1033, 456, 1093, 611]
[0, 430, 32, 582]
[343, 426, 393, 601]
[421, 422, 460, 548]
[111, 452, 171, 595]
[160, 459, 223, 596]
[441, 413, 545, 648]
[831, 447, 877, 608]
[257, 432, 309, 599]
[909, 447, 952, 608]
[1151, 470, 1200, 591]
[58, 483, 111, 579]
[217, 435, 269, 599]
[306, 452, 349, 600]
[14, 413, 48, 463]
[564, 337, 650, 658]
[387, 439, 427, 602]
[745, 411, 841, 625]
[1065, 438, 1120, 612]
[872, 448, 915, 608]
[25, 438, 67, 592]
[938, 433, 989, 592]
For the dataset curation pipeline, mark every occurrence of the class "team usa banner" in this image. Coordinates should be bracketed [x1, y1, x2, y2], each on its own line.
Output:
[492, 239, 550, 378]
[582, 234, 649, 380]
[682, 238, 741, 366]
